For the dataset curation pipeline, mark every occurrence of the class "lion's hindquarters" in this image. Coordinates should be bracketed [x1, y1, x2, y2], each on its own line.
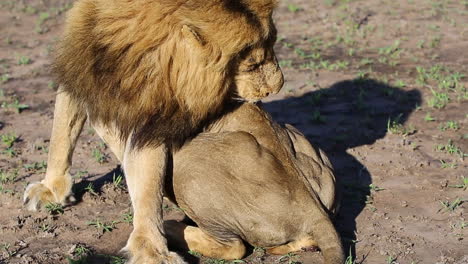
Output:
[173, 120, 344, 263]
[173, 131, 316, 246]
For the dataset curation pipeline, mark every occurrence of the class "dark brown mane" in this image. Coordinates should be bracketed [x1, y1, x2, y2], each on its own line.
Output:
[53, 0, 277, 149]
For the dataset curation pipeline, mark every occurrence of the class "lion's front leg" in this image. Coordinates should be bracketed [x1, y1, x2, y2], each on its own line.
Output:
[122, 143, 186, 264]
[24, 89, 86, 210]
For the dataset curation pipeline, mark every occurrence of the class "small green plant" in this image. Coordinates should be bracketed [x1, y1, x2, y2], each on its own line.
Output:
[424, 112, 435, 121]
[23, 161, 47, 172]
[92, 147, 108, 163]
[2, 147, 17, 157]
[73, 244, 90, 256]
[23, 5, 38, 14]
[45, 202, 64, 215]
[17, 55, 32, 65]
[287, 4, 301, 12]
[360, 58, 373, 66]
[1, 99, 29, 113]
[449, 176, 468, 190]
[87, 219, 118, 233]
[187, 250, 202, 258]
[35, 12, 51, 34]
[1, 133, 17, 148]
[0, 169, 18, 183]
[345, 247, 355, 264]
[38, 12, 50, 23]
[319, 59, 331, 70]
[47, 81, 58, 89]
[278, 252, 300, 264]
[427, 88, 449, 109]
[369, 184, 385, 192]
[439, 198, 464, 212]
[67, 244, 91, 264]
[279, 59, 292, 68]
[0, 74, 10, 84]
[429, 35, 441, 48]
[204, 258, 229, 264]
[112, 173, 124, 189]
[386, 255, 397, 264]
[365, 195, 374, 205]
[435, 140, 464, 158]
[39, 223, 50, 232]
[355, 70, 370, 80]
[387, 114, 416, 136]
[73, 170, 88, 179]
[108, 255, 126, 264]
[0, 243, 16, 258]
[440, 160, 457, 169]
[394, 79, 406, 88]
[439, 121, 459, 131]
[84, 182, 98, 196]
[377, 40, 402, 66]
[0, 184, 13, 194]
[387, 114, 403, 134]
[122, 212, 133, 224]
[417, 39, 425, 49]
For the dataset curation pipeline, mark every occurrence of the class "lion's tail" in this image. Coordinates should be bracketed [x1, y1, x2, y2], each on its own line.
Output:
[267, 212, 344, 263]
[311, 215, 345, 264]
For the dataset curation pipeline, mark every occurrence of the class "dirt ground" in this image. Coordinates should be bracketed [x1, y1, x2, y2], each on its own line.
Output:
[0, 0, 467, 263]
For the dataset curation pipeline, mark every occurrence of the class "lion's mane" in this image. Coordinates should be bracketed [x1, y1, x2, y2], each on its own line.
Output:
[53, 0, 277, 148]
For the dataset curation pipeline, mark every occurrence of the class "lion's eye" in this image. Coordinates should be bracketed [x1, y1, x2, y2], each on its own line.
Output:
[243, 57, 263, 72]
[245, 63, 260, 72]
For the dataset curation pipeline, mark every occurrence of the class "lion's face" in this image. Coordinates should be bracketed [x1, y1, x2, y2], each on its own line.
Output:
[234, 43, 284, 102]
[177, 1, 284, 104]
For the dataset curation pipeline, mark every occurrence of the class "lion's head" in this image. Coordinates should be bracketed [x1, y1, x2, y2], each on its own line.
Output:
[54, 0, 283, 148]
[174, 0, 284, 106]
[233, 43, 284, 102]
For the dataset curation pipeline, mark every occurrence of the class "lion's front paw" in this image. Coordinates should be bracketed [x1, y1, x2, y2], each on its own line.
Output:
[123, 232, 187, 264]
[125, 252, 187, 264]
[23, 182, 55, 211]
[23, 181, 74, 211]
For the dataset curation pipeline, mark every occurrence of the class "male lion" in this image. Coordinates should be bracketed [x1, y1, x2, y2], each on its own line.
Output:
[165, 103, 345, 264]
[23, 0, 283, 263]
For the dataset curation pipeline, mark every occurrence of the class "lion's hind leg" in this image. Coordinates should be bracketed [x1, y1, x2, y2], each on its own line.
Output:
[164, 221, 246, 260]
[266, 236, 318, 255]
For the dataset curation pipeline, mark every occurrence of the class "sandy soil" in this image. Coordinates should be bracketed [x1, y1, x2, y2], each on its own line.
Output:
[0, 0, 467, 263]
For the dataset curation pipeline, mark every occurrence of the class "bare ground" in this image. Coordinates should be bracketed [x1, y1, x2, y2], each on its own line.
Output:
[0, 0, 467, 263]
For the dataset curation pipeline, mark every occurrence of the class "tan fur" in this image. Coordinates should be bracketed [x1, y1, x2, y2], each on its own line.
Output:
[170, 103, 344, 264]
[24, 1, 283, 263]
[164, 221, 246, 260]
[53, 0, 283, 148]
[266, 237, 318, 255]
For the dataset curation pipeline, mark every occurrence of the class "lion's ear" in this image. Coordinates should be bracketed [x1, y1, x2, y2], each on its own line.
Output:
[181, 25, 205, 47]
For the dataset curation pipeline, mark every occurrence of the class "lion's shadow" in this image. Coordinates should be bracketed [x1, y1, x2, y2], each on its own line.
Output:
[263, 78, 421, 260]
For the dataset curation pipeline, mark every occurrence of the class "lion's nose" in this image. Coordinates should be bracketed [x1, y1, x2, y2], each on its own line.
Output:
[264, 62, 284, 95]
[269, 72, 284, 95]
